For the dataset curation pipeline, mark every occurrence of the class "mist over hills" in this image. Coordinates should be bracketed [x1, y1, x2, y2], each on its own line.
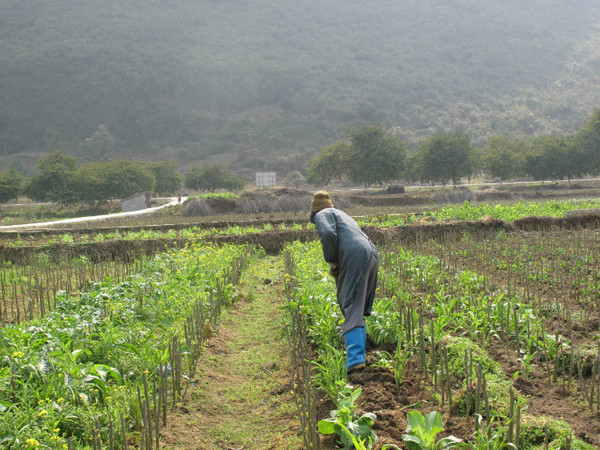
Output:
[1, 0, 600, 175]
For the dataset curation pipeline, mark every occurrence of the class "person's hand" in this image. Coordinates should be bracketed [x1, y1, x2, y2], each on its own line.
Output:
[329, 263, 339, 282]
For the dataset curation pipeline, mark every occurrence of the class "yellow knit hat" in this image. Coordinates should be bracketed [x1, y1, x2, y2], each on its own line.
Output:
[311, 190, 334, 213]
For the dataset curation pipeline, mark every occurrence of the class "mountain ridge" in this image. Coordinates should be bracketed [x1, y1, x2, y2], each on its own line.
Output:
[1, 0, 600, 174]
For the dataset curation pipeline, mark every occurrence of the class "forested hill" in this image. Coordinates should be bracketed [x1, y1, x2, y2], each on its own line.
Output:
[2, 0, 600, 174]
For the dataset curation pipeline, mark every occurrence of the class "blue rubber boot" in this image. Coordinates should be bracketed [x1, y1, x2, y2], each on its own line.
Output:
[344, 326, 366, 372]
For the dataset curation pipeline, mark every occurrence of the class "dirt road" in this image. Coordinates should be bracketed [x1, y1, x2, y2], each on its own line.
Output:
[0, 197, 187, 231]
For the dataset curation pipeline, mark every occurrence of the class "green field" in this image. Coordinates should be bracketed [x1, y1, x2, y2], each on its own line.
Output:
[1, 197, 600, 448]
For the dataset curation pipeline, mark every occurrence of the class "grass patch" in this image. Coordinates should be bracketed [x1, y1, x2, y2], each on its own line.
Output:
[161, 255, 302, 450]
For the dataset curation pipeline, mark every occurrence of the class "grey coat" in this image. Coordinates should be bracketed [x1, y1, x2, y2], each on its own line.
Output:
[313, 208, 379, 315]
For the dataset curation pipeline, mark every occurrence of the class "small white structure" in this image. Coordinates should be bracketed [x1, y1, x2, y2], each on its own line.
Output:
[122, 192, 151, 212]
[256, 172, 277, 187]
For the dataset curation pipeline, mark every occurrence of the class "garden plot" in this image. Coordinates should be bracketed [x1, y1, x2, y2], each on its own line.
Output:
[0, 243, 252, 448]
[285, 240, 600, 449]
[3, 196, 600, 448]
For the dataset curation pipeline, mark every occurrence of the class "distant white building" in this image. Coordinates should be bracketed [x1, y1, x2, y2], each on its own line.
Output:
[256, 172, 276, 187]
[122, 192, 151, 212]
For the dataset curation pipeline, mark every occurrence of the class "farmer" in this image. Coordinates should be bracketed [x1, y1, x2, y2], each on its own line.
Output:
[310, 190, 379, 372]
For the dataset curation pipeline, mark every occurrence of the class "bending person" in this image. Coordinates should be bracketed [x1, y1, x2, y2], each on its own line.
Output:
[310, 190, 379, 372]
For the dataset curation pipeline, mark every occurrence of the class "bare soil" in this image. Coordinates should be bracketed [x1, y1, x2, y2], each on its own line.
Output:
[488, 341, 600, 446]
[318, 338, 600, 449]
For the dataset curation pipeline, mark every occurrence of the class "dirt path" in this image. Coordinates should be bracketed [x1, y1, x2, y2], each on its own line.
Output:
[160, 255, 302, 449]
[0, 197, 185, 231]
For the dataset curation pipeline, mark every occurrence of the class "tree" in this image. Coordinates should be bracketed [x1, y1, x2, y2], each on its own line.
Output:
[574, 108, 600, 174]
[306, 140, 349, 186]
[282, 170, 305, 188]
[524, 135, 584, 184]
[524, 152, 549, 182]
[98, 159, 156, 199]
[84, 124, 117, 160]
[71, 162, 106, 204]
[403, 151, 423, 184]
[540, 137, 567, 182]
[24, 153, 182, 204]
[184, 164, 245, 192]
[481, 136, 525, 182]
[418, 132, 474, 186]
[147, 160, 182, 195]
[0, 168, 22, 204]
[344, 124, 405, 186]
[61, 160, 157, 203]
[24, 150, 80, 204]
[563, 137, 588, 185]
[524, 136, 556, 182]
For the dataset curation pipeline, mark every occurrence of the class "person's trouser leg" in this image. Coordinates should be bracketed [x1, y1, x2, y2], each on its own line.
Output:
[341, 256, 378, 371]
[341, 257, 379, 334]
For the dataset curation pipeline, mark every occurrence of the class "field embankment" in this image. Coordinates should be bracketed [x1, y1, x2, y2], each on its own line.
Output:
[2, 210, 600, 264]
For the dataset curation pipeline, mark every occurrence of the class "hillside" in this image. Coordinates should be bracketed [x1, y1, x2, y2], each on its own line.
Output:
[1, 0, 600, 175]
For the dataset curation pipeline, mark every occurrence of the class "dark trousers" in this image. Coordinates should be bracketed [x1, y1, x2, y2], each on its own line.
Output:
[341, 256, 379, 334]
